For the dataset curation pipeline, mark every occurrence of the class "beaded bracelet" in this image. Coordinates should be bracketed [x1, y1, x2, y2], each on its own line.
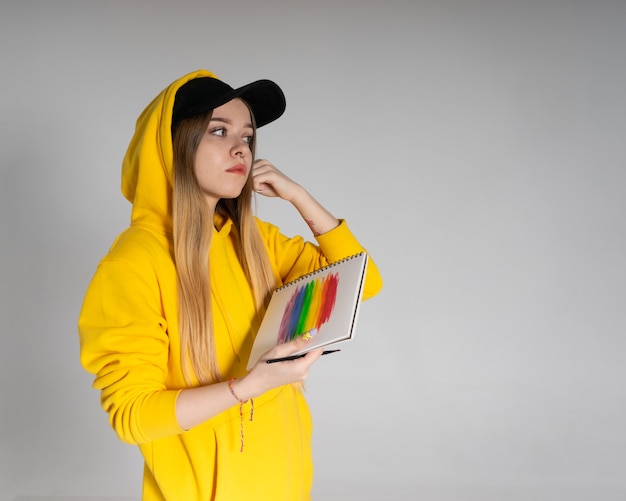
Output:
[228, 377, 254, 452]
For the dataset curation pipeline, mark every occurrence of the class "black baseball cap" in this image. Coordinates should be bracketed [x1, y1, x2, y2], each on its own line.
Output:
[172, 76, 286, 133]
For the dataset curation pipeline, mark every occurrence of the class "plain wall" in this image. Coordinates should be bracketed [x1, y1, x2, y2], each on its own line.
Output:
[1, 1, 625, 500]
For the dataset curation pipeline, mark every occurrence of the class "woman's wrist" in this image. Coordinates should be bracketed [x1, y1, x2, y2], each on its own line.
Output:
[229, 374, 258, 402]
[285, 183, 308, 206]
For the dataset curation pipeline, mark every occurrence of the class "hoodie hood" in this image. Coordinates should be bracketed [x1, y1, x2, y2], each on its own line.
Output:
[121, 69, 219, 235]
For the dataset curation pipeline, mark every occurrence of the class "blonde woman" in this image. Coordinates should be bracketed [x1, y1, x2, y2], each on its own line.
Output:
[79, 69, 382, 500]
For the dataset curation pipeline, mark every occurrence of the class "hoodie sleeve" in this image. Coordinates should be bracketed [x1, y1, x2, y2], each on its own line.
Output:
[78, 234, 185, 445]
[259, 219, 383, 299]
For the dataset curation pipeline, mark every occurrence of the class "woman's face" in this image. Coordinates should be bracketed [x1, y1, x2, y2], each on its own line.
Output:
[194, 98, 254, 209]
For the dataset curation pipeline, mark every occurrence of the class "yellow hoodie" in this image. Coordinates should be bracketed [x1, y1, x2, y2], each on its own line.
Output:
[78, 69, 383, 500]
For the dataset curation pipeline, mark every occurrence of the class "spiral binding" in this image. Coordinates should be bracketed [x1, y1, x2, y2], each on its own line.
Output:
[275, 252, 365, 291]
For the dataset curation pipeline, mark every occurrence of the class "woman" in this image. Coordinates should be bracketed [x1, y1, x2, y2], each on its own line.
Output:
[78, 69, 382, 500]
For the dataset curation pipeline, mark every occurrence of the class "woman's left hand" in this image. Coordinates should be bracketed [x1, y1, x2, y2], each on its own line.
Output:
[251, 159, 303, 202]
[251, 158, 340, 236]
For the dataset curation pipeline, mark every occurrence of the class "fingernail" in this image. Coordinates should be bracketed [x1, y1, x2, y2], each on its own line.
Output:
[301, 328, 317, 341]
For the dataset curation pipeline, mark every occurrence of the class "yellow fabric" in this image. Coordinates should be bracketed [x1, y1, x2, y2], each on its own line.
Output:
[78, 69, 383, 500]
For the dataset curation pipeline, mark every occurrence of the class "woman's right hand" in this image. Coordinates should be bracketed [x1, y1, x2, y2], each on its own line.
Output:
[233, 337, 324, 401]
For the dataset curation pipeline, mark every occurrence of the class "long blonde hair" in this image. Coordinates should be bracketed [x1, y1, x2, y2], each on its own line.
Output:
[172, 108, 276, 386]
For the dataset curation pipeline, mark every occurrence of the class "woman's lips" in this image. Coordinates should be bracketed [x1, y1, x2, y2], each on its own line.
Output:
[226, 164, 247, 175]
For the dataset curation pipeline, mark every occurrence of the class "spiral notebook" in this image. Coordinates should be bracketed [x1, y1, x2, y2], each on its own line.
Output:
[247, 252, 369, 369]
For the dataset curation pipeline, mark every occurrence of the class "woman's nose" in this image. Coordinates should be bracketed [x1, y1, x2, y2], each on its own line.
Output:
[232, 138, 248, 158]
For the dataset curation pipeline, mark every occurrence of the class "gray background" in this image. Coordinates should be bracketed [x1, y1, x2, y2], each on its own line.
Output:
[1, 1, 625, 500]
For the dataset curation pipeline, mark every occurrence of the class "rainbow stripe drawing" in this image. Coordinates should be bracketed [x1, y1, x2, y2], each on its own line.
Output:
[276, 272, 339, 344]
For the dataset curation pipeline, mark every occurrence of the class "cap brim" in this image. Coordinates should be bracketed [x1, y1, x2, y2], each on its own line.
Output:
[172, 77, 286, 131]
[234, 80, 286, 128]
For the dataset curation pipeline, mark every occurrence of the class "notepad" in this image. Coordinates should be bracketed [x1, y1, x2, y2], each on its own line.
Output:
[247, 252, 368, 369]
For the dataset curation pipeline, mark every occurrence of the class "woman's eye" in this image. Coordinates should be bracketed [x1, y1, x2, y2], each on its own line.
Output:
[209, 127, 252, 144]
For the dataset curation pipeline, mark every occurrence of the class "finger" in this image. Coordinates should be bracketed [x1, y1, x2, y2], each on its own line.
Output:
[300, 347, 324, 364]
[263, 336, 314, 363]
[251, 167, 275, 184]
[252, 180, 277, 196]
[252, 159, 274, 172]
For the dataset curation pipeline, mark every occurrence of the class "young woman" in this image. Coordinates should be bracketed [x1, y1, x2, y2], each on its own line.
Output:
[78, 69, 382, 500]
